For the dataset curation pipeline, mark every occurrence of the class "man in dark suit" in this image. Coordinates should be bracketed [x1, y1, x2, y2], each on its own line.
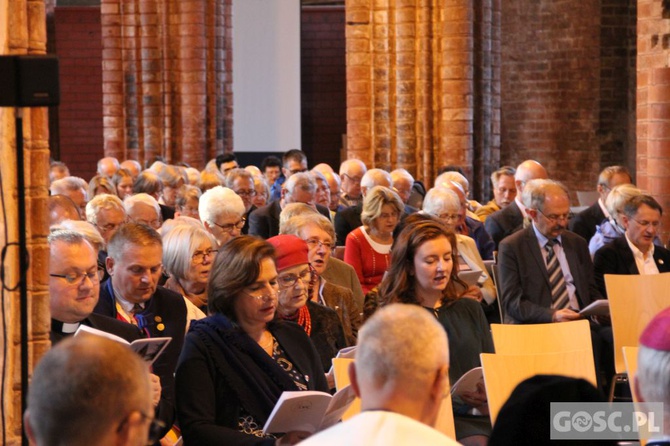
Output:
[593, 194, 670, 297]
[569, 165, 632, 243]
[249, 171, 331, 239]
[485, 159, 548, 250]
[498, 179, 601, 324]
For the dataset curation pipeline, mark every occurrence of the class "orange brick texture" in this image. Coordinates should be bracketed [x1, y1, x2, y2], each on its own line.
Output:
[344, 0, 500, 191]
[101, 0, 232, 168]
[1, 1, 52, 444]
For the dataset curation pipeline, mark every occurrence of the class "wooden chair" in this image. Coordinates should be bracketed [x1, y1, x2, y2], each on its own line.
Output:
[623, 346, 649, 446]
[604, 273, 670, 375]
[490, 263, 505, 323]
[481, 349, 598, 425]
[332, 357, 456, 440]
[576, 190, 599, 206]
[332, 246, 346, 261]
[490, 319, 593, 357]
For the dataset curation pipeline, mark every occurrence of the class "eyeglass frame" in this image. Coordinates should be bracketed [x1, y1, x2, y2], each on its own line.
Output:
[536, 208, 571, 224]
[277, 267, 313, 289]
[234, 189, 257, 197]
[212, 217, 246, 233]
[341, 173, 362, 184]
[630, 217, 663, 229]
[49, 268, 105, 285]
[192, 248, 218, 264]
[304, 238, 335, 251]
[116, 410, 166, 445]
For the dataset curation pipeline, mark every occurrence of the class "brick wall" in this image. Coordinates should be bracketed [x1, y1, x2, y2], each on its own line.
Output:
[301, 6, 347, 170]
[501, 1, 602, 194]
[54, 6, 104, 180]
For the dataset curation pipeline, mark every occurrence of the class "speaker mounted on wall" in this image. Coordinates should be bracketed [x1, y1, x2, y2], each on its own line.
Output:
[0, 55, 60, 107]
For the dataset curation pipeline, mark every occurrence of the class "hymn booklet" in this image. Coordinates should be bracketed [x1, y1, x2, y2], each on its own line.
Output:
[74, 324, 172, 365]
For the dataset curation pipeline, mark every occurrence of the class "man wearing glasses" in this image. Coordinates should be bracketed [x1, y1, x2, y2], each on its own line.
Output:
[338, 158, 367, 208]
[224, 168, 258, 234]
[498, 179, 602, 324]
[593, 194, 670, 298]
[198, 185, 247, 246]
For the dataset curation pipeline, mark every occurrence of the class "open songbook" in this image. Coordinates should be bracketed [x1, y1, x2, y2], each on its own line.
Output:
[262, 385, 357, 434]
[75, 324, 172, 366]
[579, 299, 610, 317]
[450, 366, 484, 398]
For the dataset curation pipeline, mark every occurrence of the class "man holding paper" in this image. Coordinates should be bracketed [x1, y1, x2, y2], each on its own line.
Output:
[300, 304, 460, 446]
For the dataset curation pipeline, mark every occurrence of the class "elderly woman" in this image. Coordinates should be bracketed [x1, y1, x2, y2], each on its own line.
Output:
[175, 235, 328, 445]
[281, 213, 361, 344]
[268, 235, 348, 372]
[422, 187, 497, 306]
[253, 175, 270, 209]
[198, 186, 246, 247]
[174, 185, 202, 220]
[344, 186, 404, 294]
[124, 193, 162, 230]
[162, 224, 218, 313]
[588, 183, 643, 257]
[111, 168, 134, 200]
[376, 217, 493, 445]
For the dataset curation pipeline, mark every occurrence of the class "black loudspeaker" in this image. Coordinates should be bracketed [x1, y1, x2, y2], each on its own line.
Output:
[0, 55, 60, 107]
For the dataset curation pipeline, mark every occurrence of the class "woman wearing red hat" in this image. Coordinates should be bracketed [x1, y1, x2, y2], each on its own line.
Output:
[267, 234, 349, 373]
[174, 235, 328, 445]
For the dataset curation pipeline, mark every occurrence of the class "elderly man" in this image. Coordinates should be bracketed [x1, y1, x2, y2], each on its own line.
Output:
[334, 168, 395, 246]
[120, 159, 142, 180]
[339, 158, 368, 208]
[97, 156, 121, 178]
[301, 304, 458, 446]
[475, 166, 517, 222]
[636, 307, 670, 445]
[570, 165, 632, 243]
[224, 168, 258, 234]
[390, 168, 415, 206]
[198, 185, 247, 246]
[48, 194, 82, 225]
[323, 170, 344, 213]
[434, 170, 481, 217]
[312, 170, 332, 210]
[50, 176, 88, 215]
[124, 193, 162, 230]
[86, 194, 126, 244]
[593, 194, 670, 297]
[249, 171, 331, 239]
[485, 159, 548, 250]
[24, 336, 155, 446]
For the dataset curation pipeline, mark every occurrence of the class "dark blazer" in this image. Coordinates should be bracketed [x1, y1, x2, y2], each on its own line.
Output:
[306, 300, 348, 372]
[242, 204, 257, 235]
[569, 201, 606, 242]
[50, 313, 143, 344]
[593, 236, 670, 298]
[160, 203, 175, 222]
[248, 200, 331, 239]
[485, 200, 524, 250]
[498, 226, 601, 324]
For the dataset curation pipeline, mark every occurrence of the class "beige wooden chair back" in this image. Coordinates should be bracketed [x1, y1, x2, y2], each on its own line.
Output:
[332, 357, 456, 440]
[605, 273, 670, 374]
[491, 319, 593, 356]
[481, 349, 598, 425]
[623, 346, 649, 446]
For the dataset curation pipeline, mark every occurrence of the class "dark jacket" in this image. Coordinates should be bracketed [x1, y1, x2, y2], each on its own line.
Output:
[569, 201, 606, 243]
[248, 200, 331, 239]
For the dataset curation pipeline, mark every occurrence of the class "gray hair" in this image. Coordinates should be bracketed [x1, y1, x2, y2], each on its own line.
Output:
[279, 203, 319, 233]
[597, 165, 631, 188]
[637, 345, 670, 408]
[281, 213, 336, 244]
[434, 171, 469, 195]
[355, 303, 449, 392]
[124, 193, 161, 219]
[361, 186, 404, 227]
[422, 187, 461, 216]
[390, 168, 414, 184]
[50, 176, 88, 196]
[162, 224, 217, 280]
[605, 184, 642, 225]
[51, 220, 104, 252]
[86, 194, 125, 225]
[198, 186, 245, 225]
[361, 168, 392, 190]
[224, 168, 254, 189]
[339, 158, 367, 176]
[521, 179, 569, 211]
[284, 172, 317, 196]
[47, 229, 87, 246]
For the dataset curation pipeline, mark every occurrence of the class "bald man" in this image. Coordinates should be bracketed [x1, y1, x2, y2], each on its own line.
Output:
[485, 160, 548, 249]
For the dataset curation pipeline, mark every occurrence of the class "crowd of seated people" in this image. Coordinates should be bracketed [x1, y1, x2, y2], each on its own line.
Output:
[33, 152, 670, 445]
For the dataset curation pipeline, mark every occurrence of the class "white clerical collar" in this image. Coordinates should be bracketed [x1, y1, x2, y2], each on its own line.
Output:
[62, 322, 80, 334]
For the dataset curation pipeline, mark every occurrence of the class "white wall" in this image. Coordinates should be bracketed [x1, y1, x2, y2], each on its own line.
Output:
[232, 0, 301, 152]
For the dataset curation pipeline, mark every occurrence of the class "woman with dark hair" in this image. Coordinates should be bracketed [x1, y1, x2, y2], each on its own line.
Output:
[376, 215, 493, 446]
[175, 235, 328, 445]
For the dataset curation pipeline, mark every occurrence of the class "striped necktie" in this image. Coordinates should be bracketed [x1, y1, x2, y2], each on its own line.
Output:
[545, 239, 569, 309]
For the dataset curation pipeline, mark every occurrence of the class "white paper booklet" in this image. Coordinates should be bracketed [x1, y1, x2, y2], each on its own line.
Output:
[450, 366, 484, 397]
[579, 299, 610, 317]
[75, 324, 172, 365]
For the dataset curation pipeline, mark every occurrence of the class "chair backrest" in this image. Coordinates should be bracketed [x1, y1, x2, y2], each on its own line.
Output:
[332, 357, 456, 440]
[333, 246, 346, 261]
[576, 190, 599, 206]
[490, 263, 505, 323]
[623, 346, 648, 446]
[481, 350, 598, 425]
[605, 273, 670, 374]
[491, 319, 593, 356]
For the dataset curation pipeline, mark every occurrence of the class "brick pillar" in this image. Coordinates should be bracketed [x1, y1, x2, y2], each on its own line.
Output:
[102, 0, 231, 168]
[637, 0, 670, 238]
[345, 0, 499, 189]
[0, 1, 51, 444]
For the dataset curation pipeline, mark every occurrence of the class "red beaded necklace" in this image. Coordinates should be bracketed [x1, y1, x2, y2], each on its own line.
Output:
[282, 305, 312, 336]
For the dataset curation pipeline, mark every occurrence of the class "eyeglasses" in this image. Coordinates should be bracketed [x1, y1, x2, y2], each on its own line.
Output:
[437, 213, 460, 222]
[304, 238, 335, 251]
[235, 189, 257, 197]
[192, 248, 218, 264]
[96, 222, 124, 233]
[342, 173, 362, 184]
[213, 218, 246, 233]
[134, 218, 162, 229]
[537, 209, 570, 224]
[116, 411, 166, 445]
[240, 289, 277, 302]
[50, 268, 104, 285]
[278, 268, 312, 289]
[631, 218, 662, 229]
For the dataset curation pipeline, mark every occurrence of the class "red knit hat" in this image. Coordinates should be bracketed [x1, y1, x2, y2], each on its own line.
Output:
[639, 306, 670, 351]
[267, 235, 309, 272]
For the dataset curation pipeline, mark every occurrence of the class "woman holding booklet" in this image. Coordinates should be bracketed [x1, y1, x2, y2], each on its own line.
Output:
[376, 216, 494, 446]
[175, 235, 328, 445]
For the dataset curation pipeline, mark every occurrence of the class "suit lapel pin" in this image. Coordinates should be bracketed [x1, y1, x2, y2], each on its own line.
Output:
[659, 259, 664, 265]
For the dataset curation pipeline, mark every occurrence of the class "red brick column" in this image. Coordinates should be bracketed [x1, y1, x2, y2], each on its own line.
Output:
[101, 0, 231, 168]
[637, 0, 670, 236]
[345, 0, 498, 188]
[1, 1, 51, 443]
